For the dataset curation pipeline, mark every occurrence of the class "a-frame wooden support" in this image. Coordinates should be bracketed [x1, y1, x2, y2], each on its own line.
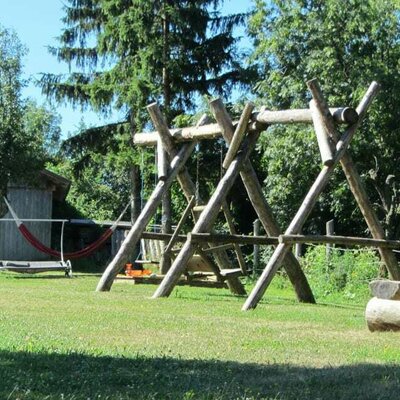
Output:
[147, 104, 246, 295]
[209, 99, 316, 304]
[243, 80, 400, 310]
[153, 112, 262, 298]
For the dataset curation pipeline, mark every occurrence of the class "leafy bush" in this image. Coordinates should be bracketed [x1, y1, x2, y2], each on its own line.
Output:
[301, 245, 380, 301]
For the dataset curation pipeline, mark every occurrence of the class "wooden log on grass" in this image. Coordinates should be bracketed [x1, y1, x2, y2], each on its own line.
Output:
[307, 79, 400, 281]
[242, 81, 381, 311]
[366, 297, 400, 332]
[369, 280, 400, 300]
[210, 99, 316, 304]
[96, 142, 196, 292]
[152, 128, 262, 298]
[134, 107, 359, 146]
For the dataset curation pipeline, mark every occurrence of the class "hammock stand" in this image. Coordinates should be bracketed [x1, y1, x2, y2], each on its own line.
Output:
[2, 197, 130, 275]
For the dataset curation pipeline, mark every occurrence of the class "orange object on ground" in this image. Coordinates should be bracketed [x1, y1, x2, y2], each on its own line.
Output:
[125, 264, 152, 277]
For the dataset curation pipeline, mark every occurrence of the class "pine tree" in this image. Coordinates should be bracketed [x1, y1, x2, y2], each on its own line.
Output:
[41, 0, 254, 126]
[41, 0, 255, 224]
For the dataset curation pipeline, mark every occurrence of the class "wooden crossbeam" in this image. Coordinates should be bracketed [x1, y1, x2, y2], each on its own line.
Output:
[133, 107, 359, 146]
[279, 234, 400, 249]
[242, 80, 382, 310]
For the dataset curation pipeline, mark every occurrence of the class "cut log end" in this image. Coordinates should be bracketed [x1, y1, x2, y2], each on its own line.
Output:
[369, 280, 400, 300]
[365, 297, 400, 332]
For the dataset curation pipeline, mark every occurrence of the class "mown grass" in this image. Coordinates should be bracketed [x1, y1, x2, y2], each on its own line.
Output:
[0, 272, 399, 399]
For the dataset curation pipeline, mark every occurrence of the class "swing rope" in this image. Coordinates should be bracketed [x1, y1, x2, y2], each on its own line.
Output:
[3, 197, 130, 260]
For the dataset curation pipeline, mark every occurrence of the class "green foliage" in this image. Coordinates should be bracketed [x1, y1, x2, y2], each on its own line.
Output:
[302, 245, 380, 301]
[0, 27, 61, 216]
[249, 0, 400, 236]
[42, 1, 257, 221]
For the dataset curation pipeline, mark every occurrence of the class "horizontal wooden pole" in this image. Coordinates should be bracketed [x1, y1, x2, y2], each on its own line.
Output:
[134, 107, 358, 146]
[189, 232, 279, 246]
[141, 231, 187, 242]
[279, 234, 400, 249]
[201, 243, 235, 253]
[256, 107, 358, 125]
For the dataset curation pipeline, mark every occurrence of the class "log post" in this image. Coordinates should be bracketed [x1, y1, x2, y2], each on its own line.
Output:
[96, 142, 196, 292]
[242, 81, 380, 310]
[310, 100, 334, 166]
[210, 98, 316, 304]
[294, 229, 302, 260]
[223, 102, 254, 169]
[152, 129, 261, 298]
[221, 201, 247, 275]
[253, 219, 261, 276]
[326, 219, 334, 259]
[157, 138, 172, 273]
[307, 79, 400, 280]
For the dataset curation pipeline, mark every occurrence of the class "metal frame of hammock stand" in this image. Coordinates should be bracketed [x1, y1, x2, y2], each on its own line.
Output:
[0, 215, 72, 277]
[5, 197, 130, 253]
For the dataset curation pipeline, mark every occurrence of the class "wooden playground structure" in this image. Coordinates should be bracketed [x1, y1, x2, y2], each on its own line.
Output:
[96, 78, 400, 311]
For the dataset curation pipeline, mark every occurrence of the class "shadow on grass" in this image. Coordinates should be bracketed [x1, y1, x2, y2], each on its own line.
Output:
[0, 350, 399, 399]
[11, 275, 71, 280]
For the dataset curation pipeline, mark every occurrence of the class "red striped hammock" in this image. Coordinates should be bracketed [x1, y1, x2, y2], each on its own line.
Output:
[3, 197, 128, 260]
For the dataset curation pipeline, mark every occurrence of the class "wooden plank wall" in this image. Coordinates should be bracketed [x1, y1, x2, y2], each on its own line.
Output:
[0, 188, 53, 261]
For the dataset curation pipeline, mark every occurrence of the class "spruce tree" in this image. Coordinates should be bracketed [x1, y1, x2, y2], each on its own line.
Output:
[41, 0, 254, 222]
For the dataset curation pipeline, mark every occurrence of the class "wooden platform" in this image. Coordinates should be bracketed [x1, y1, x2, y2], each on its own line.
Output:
[115, 274, 228, 289]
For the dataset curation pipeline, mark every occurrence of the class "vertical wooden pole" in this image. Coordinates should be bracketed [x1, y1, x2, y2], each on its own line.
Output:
[242, 81, 381, 310]
[294, 229, 302, 260]
[158, 138, 172, 273]
[326, 219, 334, 259]
[96, 142, 196, 292]
[210, 99, 316, 304]
[152, 129, 261, 298]
[253, 219, 260, 277]
[221, 201, 247, 275]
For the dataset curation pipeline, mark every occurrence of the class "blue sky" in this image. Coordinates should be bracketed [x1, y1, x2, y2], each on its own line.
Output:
[1, 0, 253, 138]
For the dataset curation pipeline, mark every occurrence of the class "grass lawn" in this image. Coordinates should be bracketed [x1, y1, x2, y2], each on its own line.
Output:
[0, 272, 399, 399]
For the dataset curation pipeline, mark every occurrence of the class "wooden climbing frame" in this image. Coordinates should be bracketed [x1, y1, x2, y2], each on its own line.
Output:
[96, 77, 400, 312]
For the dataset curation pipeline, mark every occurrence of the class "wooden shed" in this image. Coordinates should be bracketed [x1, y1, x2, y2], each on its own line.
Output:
[0, 170, 70, 261]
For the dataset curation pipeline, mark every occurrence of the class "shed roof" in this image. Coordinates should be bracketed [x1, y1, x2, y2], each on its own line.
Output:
[39, 170, 71, 201]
